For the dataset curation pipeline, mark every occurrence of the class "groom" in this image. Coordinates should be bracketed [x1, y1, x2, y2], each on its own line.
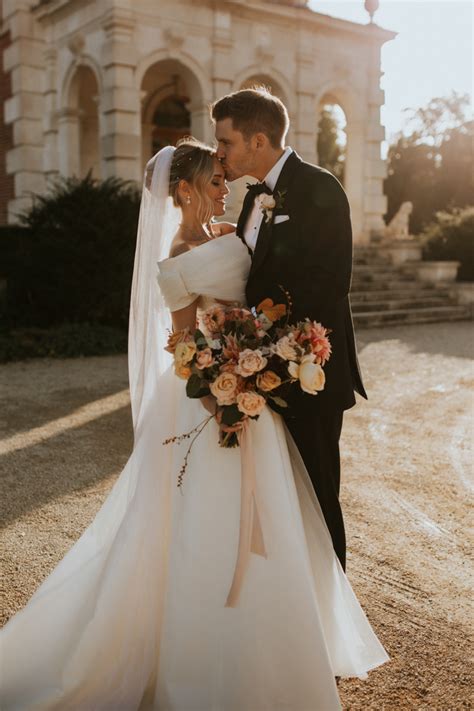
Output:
[211, 87, 367, 571]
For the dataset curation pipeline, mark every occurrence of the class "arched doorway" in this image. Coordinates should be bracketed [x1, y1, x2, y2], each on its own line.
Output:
[140, 60, 205, 171]
[239, 74, 287, 106]
[63, 65, 100, 178]
[317, 98, 347, 185]
[221, 74, 290, 221]
[151, 94, 191, 154]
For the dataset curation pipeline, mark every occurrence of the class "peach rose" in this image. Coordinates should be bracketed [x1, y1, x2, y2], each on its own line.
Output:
[256, 370, 282, 392]
[236, 391, 266, 417]
[288, 355, 325, 395]
[195, 348, 215, 370]
[274, 335, 298, 361]
[210, 372, 238, 405]
[175, 341, 197, 366]
[235, 348, 268, 377]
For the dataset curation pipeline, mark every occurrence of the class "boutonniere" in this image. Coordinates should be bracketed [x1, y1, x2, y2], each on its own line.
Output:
[256, 189, 287, 223]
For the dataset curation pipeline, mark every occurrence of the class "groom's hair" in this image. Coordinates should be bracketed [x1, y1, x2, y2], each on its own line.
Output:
[211, 87, 289, 148]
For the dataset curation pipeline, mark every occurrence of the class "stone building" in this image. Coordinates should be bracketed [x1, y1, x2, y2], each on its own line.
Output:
[0, 0, 395, 242]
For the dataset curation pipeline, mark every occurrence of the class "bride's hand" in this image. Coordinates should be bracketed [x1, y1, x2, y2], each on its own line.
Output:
[200, 394, 217, 416]
[215, 410, 245, 434]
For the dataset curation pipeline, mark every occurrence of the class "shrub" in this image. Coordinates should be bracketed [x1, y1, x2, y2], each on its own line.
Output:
[421, 207, 474, 281]
[4, 173, 140, 330]
[0, 323, 128, 363]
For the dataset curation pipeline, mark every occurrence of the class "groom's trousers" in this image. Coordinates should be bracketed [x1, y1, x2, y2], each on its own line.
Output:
[285, 408, 346, 571]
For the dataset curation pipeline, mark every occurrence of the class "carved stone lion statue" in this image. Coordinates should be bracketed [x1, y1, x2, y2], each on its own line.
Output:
[384, 201, 413, 240]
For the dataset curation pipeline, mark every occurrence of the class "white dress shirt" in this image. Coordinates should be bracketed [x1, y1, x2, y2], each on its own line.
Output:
[243, 146, 293, 252]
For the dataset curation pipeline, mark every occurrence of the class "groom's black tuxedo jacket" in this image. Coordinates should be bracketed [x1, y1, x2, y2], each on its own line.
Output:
[237, 151, 367, 416]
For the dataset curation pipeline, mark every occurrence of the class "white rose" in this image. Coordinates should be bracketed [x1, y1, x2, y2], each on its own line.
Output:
[274, 335, 298, 361]
[256, 194, 276, 211]
[288, 355, 325, 395]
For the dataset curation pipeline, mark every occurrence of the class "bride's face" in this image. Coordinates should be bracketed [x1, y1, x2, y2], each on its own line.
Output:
[205, 158, 229, 217]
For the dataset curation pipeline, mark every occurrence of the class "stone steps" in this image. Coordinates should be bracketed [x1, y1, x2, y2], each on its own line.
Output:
[351, 296, 450, 313]
[353, 305, 470, 329]
[351, 277, 421, 291]
[351, 287, 451, 302]
[351, 244, 470, 328]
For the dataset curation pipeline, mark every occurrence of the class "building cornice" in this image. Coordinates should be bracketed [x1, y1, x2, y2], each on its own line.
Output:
[218, 0, 396, 45]
[32, 0, 396, 46]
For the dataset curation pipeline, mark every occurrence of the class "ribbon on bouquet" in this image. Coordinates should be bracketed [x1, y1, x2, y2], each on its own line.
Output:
[225, 420, 267, 608]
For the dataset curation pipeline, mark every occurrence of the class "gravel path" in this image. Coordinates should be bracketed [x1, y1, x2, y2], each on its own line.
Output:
[1, 322, 472, 710]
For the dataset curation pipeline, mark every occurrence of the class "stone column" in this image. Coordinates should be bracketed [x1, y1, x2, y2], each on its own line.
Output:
[2, 0, 45, 221]
[362, 36, 388, 241]
[211, 8, 233, 102]
[43, 46, 59, 180]
[100, 7, 141, 182]
[56, 108, 80, 177]
[294, 38, 317, 165]
[189, 102, 213, 145]
[211, 6, 242, 220]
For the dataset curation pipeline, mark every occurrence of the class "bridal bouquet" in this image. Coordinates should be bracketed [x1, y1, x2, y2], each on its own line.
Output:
[164, 294, 331, 483]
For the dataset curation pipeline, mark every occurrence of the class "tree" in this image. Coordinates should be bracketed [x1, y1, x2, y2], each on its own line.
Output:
[317, 106, 346, 184]
[384, 92, 473, 234]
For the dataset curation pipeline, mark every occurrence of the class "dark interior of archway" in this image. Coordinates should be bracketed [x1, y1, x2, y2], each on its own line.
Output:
[151, 96, 191, 154]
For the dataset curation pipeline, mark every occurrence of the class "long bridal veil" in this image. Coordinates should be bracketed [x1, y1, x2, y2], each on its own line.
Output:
[0, 147, 188, 710]
[128, 145, 180, 434]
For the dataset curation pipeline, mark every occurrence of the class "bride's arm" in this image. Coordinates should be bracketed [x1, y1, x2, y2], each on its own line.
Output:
[170, 301, 217, 416]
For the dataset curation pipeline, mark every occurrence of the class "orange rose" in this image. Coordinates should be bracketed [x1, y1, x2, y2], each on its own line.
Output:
[256, 370, 281, 392]
[175, 363, 192, 380]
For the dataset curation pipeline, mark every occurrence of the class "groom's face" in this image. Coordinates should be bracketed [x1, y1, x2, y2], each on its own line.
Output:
[215, 118, 256, 182]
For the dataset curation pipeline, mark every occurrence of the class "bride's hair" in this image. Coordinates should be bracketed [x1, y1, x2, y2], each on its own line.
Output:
[169, 137, 216, 225]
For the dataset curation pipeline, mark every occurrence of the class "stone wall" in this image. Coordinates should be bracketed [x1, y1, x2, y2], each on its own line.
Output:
[1, 0, 395, 240]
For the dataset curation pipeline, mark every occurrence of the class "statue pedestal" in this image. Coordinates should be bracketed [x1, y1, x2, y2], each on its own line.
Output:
[417, 261, 460, 284]
[380, 239, 422, 266]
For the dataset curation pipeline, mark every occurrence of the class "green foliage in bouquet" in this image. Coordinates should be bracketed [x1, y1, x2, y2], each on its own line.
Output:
[421, 206, 474, 282]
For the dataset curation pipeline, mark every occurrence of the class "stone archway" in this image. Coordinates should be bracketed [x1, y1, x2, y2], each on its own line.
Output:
[317, 95, 347, 186]
[221, 73, 292, 221]
[59, 64, 101, 178]
[315, 84, 365, 240]
[238, 73, 288, 106]
[140, 59, 206, 172]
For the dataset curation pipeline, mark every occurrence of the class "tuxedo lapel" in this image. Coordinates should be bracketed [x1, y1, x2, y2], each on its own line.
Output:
[236, 187, 256, 245]
[250, 151, 301, 276]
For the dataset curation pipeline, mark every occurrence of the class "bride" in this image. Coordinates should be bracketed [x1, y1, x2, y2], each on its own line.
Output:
[0, 138, 388, 711]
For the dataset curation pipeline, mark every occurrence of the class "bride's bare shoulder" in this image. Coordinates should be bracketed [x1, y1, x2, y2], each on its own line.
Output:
[212, 221, 236, 237]
[169, 241, 192, 258]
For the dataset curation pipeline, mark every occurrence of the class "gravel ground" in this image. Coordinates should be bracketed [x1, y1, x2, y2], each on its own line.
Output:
[1, 321, 473, 710]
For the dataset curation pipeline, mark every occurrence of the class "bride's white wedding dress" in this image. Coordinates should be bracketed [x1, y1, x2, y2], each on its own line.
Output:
[0, 233, 388, 711]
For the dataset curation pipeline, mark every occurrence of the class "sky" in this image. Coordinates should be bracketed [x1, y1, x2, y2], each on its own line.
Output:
[308, 0, 473, 143]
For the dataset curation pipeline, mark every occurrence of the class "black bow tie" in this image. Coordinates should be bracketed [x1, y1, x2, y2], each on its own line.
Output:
[246, 181, 272, 198]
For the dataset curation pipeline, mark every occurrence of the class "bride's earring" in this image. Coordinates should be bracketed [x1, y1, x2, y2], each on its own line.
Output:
[186, 196, 191, 205]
